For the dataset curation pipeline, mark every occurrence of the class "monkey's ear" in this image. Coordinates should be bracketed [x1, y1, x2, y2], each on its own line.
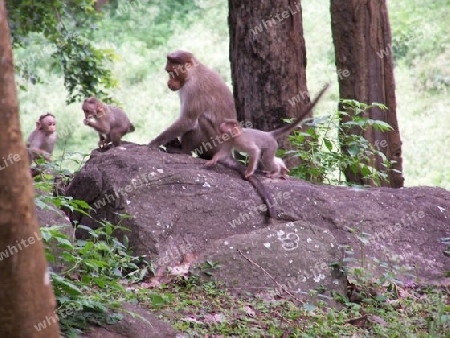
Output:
[36, 121, 41, 129]
[97, 103, 103, 113]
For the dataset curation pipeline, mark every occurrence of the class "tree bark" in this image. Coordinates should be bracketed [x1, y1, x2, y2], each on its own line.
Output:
[0, 1, 60, 336]
[228, 0, 309, 168]
[94, 0, 110, 12]
[331, 0, 404, 188]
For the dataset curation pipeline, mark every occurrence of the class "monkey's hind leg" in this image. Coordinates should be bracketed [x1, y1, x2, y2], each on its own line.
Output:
[110, 130, 127, 150]
[98, 133, 109, 149]
[163, 139, 185, 154]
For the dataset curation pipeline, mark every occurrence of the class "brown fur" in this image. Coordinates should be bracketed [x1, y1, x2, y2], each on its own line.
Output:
[27, 113, 57, 162]
[149, 50, 236, 158]
[205, 84, 330, 178]
[82, 97, 135, 149]
[149, 50, 278, 218]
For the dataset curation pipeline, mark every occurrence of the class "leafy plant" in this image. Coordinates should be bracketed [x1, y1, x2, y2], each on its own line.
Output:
[33, 160, 151, 335]
[6, 1, 117, 103]
[284, 100, 396, 186]
[41, 218, 151, 335]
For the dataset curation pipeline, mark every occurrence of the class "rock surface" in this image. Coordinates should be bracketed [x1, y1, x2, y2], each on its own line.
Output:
[81, 303, 181, 338]
[65, 143, 450, 299]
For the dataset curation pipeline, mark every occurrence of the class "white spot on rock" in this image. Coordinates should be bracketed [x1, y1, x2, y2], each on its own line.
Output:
[263, 243, 271, 248]
[314, 274, 325, 283]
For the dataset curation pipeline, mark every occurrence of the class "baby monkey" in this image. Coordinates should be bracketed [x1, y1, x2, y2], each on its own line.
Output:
[205, 83, 330, 178]
[27, 112, 57, 163]
[82, 97, 135, 149]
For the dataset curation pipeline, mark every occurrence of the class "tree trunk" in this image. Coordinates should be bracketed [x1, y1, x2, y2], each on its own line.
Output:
[94, 0, 110, 12]
[228, 0, 309, 168]
[331, 0, 404, 188]
[0, 1, 60, 336]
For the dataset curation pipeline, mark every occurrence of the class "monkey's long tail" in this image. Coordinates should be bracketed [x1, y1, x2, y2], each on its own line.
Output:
[219, 157, 277, 219]
[271, 82, 330, 139]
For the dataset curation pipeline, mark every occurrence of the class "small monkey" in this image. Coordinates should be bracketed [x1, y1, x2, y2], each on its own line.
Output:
[82, 97, 135, 149]
[27, 112, 57, 163]
[205, 83, 330, 178]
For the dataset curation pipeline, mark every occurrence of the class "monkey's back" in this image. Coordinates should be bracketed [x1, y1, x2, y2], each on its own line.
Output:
[107, 105, 132, 134]
[184, 64, 237, 121]
[240, 128, 278, 150]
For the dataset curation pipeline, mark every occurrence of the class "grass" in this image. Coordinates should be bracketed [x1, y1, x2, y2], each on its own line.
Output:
[138, 274, 449, 337]
[16, 0, 449, 186]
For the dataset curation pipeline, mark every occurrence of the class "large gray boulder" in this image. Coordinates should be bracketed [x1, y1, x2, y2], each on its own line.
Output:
[65, 143, 450, 302]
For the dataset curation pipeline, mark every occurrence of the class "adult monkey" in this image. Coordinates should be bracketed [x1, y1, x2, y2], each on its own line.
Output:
[149, 50, 277, 218]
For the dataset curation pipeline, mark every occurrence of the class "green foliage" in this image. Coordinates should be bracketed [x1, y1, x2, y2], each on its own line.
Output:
[97, 0, 200, 47]
[138, 272, 449, 337]
[53, 28, 118, 103]
[34, 165, 150, 335]
[389, 0, 450, 63]
[284, 100, 395, 186]
[41, 218, 151, 335]
[7, 0, 117, 103]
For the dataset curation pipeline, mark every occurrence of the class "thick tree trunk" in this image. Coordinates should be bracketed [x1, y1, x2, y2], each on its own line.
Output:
[331, 0, 404, 188]
[0, 1, 60, 336]
[228, 0, 309, 168]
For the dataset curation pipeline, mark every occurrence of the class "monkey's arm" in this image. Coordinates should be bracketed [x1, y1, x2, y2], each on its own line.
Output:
[244, 146, 261, 178]
[27, 130, 38, 146]
[149, 117, 198, 147]
[46, 133, 57, 155]
[204, 145, 232, 166]
[29, 147, 50, 160]
[84, 118, 111, 134]
[27, 131, 50, 160]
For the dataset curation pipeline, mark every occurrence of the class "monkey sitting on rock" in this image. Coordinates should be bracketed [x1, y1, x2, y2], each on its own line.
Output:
[148, 50, 279, 218]
[82, 97, 135, 150]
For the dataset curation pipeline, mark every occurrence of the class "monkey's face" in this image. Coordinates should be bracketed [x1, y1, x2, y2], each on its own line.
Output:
[82, 98, 100, 119]
[219, 121, 242, 138]
[39, 116, 57, 135]
[165, 59, 191, 91]
[167, 77, 182, 91]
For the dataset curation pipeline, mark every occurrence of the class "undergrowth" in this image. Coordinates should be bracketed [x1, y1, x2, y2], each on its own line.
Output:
[35, 170, 150, 336]
[282, 100, 396, 186]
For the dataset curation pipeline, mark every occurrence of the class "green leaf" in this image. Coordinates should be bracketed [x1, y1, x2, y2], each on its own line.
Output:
[324, 138, 333, 151]
[346, 146, 360, 157]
